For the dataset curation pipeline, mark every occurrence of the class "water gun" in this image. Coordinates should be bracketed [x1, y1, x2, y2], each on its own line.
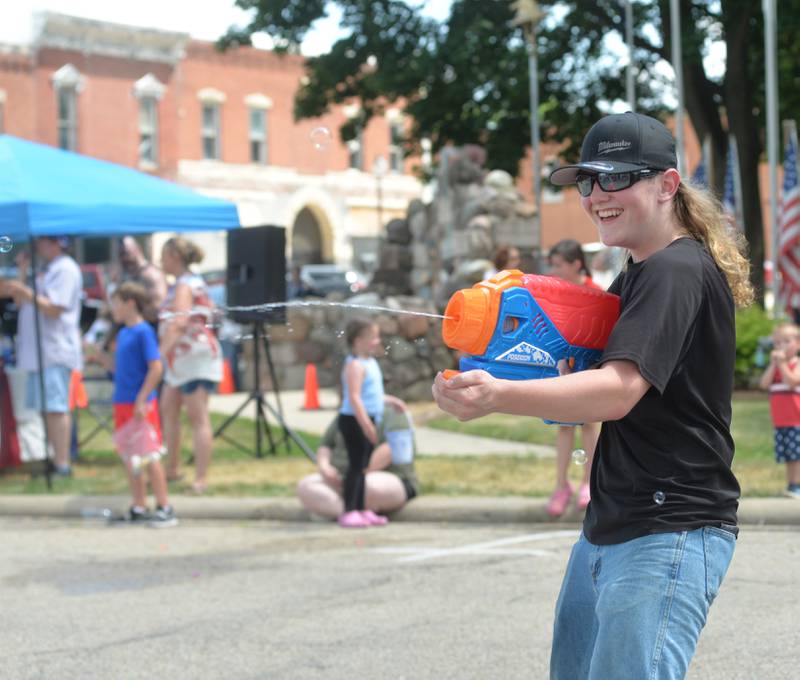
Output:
[440, 270, 620, 420]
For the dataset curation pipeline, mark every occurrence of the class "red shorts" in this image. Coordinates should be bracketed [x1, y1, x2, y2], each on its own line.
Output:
[113, 400, 163, 444]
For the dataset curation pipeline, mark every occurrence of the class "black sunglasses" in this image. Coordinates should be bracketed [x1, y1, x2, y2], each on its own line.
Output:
[575, 169, 660, 197]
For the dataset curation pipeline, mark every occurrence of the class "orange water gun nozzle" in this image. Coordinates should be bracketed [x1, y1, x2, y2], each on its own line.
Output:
[442, 270, 526, 356]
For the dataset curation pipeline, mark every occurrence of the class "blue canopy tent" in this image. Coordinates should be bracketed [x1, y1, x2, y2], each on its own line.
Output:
[0, 134, 239, 240]
[0, 134, 241, 486]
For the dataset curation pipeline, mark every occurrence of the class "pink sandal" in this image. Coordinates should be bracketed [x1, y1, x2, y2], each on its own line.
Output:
[546, 483, 574, 518]
[338, 510, 370, 528]
[361, 510, 388, 526]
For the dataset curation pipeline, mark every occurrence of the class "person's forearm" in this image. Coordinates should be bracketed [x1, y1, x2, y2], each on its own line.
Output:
[776, 361, 800, 388]
[16, 285, 63, 318]
[492, 368, 641, 423]
[136, 364, 163, 403]
[93, 348, 114, 372]
[758, 363, 776, 390]
[366, 443, 392, 471]
[158, 323, 184, 357]
[316, 446, 332, 470]
[350, 397, 374, 434]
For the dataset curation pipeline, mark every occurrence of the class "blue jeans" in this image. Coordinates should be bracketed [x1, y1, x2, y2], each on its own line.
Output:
[550, 527, 736, 680]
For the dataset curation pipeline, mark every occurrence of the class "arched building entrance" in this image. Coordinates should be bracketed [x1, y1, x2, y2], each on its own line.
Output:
[291, 206, 328, 265]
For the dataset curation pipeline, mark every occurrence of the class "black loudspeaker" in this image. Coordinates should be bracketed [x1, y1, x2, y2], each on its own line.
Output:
[226, 225, 286, 323]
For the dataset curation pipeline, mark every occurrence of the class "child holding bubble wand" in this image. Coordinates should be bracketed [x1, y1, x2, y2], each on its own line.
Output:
[91, 282, 176, 526]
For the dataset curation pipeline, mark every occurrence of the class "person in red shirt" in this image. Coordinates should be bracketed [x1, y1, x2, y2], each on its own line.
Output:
[545, 239, 602, 516]
[758, 322, 800, 498]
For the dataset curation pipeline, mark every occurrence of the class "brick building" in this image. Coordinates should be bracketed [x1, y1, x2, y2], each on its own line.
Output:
[0, 12, 423, 272]
[4, 11, 753, 281]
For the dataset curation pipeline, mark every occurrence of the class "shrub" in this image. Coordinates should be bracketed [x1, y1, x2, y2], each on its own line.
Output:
[735, 305, 776, 388]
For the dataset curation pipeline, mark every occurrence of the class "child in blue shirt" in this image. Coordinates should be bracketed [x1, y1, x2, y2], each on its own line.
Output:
[108, 282, 176, 527]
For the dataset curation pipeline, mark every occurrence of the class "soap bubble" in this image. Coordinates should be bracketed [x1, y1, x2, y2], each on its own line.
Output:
[310, 126, 332, 151]
[571, 448, 587, 466]
[0, 236, 12, 253]
[653, 491, 666, 506]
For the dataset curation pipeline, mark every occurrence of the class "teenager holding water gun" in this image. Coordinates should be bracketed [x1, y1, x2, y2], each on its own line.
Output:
[545, 239, 602, 516]
[433, 112, 753, 679]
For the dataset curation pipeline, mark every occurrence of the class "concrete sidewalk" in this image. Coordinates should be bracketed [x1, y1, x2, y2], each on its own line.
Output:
[209, 389, 555, 458]
[0, 493, 799, 526]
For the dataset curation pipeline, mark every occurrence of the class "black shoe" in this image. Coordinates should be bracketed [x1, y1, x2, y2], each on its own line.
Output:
[53, 464, 72, 477]
[127, 506, 152, 523]
[149, 505, 178, 528]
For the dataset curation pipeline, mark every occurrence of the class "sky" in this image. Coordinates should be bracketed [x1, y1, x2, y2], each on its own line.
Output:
[0, 0, 454, 54]
[0, 0, 723, 111]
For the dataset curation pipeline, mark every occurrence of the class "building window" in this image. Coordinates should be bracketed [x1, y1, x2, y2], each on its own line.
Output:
[138, 97, 158, 165]
[51, 64, 83, 152]
[202, 103, 221, 160]
[249, 108, 267, 164]
[57, 86, 78, 151]
[389, 120, 404, 172]
[343, 103, 363, 170]
[133, 74, 166, 167]
[348, 133, 363, 170]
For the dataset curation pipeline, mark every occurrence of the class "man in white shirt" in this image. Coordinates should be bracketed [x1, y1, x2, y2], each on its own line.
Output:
[0, 237, 82, 475]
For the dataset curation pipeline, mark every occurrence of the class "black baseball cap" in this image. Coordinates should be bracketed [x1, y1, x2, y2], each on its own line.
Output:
[549, 112, 677, 186]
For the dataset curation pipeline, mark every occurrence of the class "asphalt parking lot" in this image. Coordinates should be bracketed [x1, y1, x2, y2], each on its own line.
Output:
[0, 518, 797, 679]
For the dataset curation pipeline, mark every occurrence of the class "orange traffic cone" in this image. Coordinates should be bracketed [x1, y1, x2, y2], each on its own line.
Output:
[219, 358, 235, 394]
[302, 363, 321, 410]
[69, 370, 89, 410]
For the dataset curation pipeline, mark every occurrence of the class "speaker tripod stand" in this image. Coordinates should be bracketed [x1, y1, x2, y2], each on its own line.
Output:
[213, 319, 316, 462]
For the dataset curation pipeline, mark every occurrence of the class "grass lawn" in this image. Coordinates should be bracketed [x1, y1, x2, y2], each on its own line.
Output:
[0, 392, 787, 498]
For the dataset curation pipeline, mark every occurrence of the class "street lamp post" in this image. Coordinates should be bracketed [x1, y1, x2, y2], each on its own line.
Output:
[373, 155, 388, 234]
[513, 0, 545, 269]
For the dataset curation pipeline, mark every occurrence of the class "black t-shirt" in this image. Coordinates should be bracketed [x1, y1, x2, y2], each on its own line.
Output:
[583, 237, 740, 545]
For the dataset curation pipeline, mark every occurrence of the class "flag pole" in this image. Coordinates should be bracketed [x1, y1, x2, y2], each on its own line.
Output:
[669, 0, 686, 176]
[729, 134, 744, 232]
[626, 0, 635, 111]
[764, 0, 780, 313]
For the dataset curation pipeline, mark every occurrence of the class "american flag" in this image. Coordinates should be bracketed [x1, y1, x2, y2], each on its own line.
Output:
[722, 136, 743, 231]
[691, 157, 707, 187]
[778, 127, 800, 310]
[691, 135, 710, 188]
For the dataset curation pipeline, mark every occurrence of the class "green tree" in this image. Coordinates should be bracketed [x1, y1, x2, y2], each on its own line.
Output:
[221, 0, 800, 301]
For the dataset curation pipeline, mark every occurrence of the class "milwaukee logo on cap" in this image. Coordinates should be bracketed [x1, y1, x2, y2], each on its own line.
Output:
[597, 140, 632, 155]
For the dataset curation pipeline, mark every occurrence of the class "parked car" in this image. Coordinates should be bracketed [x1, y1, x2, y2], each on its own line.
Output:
[297, 264, 369, 297]
[80, 264, 108, 303]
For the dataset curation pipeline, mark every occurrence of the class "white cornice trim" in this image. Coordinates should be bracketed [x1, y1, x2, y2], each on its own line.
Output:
[34, 12, 188, 65]
[197, 87, 226, 104]
[133, 73, 166, 100]
[244, 93, 273, 109]
[51, 63, 85, 91]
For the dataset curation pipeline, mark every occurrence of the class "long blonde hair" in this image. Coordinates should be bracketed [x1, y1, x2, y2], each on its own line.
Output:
[673, 182, 754, 308]
[164, 236, 205, 268]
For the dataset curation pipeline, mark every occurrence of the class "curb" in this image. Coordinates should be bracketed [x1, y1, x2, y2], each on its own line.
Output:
[1, 495, 800, 526]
